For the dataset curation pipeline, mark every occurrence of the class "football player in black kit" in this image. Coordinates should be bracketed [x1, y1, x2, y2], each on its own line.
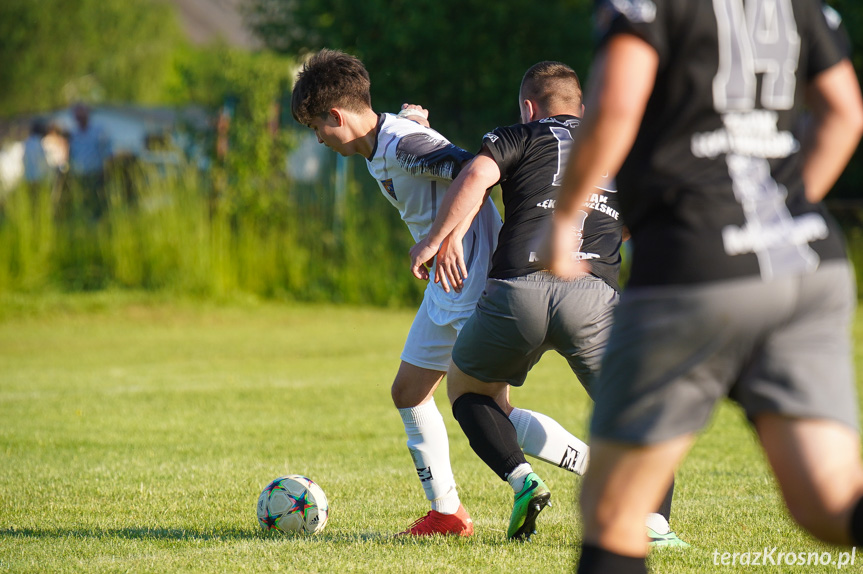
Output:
[548, 1, 863, 572]
[410, 61, 684, 544]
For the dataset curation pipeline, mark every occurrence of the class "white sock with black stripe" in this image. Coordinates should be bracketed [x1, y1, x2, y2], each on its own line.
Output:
[399, 399, 461, 514]
[509, 407, 590, 475]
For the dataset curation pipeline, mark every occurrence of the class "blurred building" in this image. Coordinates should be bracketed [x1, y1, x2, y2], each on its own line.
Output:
[167, 0, 260, 49]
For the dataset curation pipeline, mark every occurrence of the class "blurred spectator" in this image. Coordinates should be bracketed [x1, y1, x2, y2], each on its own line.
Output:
[68, 103, 112, 217]
[42, 122, 68, 174]
[23, 118, 50, 185]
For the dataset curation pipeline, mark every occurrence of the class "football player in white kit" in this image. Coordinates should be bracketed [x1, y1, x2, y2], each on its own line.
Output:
[292, 48, 591, 536]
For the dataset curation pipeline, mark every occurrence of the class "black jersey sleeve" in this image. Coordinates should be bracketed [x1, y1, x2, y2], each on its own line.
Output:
[481, 125, 528, 183]
[395, 133, 473, 181]
[805, 2, 848, 79]
[595, 0, 669, 63]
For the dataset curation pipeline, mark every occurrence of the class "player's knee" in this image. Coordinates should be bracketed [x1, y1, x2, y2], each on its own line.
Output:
[784, 494, 851, 544]
[391, 379, 414, 408]
[391, 376, 437, 409]
[787, 503, 832, 541]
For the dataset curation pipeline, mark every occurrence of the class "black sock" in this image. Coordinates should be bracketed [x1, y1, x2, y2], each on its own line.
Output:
[656, 479, 674, 523]
[851, 495, 863, 546]
[451, 393, 526, 481]
[577, 544, 647, 574]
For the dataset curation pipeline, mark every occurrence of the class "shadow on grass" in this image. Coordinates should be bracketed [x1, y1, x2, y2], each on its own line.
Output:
[0, 527, 387, 543]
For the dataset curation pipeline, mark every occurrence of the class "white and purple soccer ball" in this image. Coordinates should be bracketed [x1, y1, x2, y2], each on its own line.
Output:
[256, 475, 329, 534]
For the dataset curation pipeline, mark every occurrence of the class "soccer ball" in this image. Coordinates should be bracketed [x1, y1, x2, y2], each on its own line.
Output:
[256, 475, 329, 534]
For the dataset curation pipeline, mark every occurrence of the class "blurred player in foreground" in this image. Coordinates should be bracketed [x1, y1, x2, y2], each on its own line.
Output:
[547, 1, 863, 572]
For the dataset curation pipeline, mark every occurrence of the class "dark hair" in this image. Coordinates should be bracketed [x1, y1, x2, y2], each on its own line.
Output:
[30, 117, 48, 137]
[291, 49, 373, 125]
[520, 61, 583, 112]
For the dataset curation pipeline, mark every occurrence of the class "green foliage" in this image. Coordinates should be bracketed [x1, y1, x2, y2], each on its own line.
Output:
[245, 0, 863, 192]
[0, 0, 184, 114]
[825, 0, 863, 197]
[244, 0, 595, 149]
[0, 165, 425, 307]
[166, 45, 299, 211]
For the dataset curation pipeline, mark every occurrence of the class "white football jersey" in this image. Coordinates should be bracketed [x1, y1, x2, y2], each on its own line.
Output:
[366, 113, 501, 313]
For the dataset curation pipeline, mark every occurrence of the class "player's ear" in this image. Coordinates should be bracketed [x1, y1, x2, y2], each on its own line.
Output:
[328, 108, 344, 127]
[523, 99, 537, 122]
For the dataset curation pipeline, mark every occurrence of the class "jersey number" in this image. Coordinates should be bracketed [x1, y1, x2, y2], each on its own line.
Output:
[712, 0, 800, 112]
[550, 126, 573, 186]
[549, 125, 588, 255]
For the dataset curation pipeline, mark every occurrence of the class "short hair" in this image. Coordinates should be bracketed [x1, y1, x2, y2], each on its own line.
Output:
[520, 61, 583, 112]
[291, 49, 373, 125]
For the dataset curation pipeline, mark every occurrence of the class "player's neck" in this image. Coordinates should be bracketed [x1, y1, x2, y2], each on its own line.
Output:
[349, 109, 381, 159]
[542, 108, 580, 120]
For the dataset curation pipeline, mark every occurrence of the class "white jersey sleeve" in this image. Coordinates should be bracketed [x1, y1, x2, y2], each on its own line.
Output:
[367, 113, 502, 313]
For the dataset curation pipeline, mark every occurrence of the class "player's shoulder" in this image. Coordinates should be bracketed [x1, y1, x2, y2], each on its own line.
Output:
[380, 112, 444, 139]
[525, 115, 582, 141]
[379, 114, 452, 151]
[483, 121, 531, 146]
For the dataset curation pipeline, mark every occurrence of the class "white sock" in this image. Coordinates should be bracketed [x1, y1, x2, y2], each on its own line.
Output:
[645, 512, 670, 534]
[509, 407, 590, 475]
[506, 462, 533, 492]
[399, 399, 461, 514]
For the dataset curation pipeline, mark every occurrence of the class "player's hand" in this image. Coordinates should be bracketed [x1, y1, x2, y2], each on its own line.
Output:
[410, 237, 438, 281]
[398, 103, 430, 128]
[547, 213, 589, 279]
[435, 234, 467, 293]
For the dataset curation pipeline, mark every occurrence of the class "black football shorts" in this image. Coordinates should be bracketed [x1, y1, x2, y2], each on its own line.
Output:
[452, 271, 618, 393]
[590, 261, 859, 444]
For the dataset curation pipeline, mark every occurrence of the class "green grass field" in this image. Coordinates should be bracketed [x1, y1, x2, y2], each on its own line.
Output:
[1, 293, 861, 573]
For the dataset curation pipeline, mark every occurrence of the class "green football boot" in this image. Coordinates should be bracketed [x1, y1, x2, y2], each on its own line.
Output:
[507, 472, 551, 541]
[647, 527, 690, 548]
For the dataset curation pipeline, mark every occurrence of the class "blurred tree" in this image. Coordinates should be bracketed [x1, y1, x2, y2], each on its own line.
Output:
[0, 0, 185, 115]
[242, 0, 595, 149]
[244, 0, 863, 192]
[825, 0, 863, 198]
[166, 44, 297, 210]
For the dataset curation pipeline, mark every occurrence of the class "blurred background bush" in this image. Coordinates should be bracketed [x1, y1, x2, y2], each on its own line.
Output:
[0, 0, 860, 305]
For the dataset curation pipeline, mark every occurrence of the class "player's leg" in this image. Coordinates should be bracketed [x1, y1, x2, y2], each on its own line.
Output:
[577, 435, 694, 573]
[523, 273, 617, 477]
[548, 273, 685, 545]
[577, 276, 770, 569]
[645, 479, 688, 547]
[448, 365, 551, 541]
[744, 261, 863, 544]
[508, 406, 589, 474]
[394, 299, 472, 536]
[391, 359, 443, 408]
[449, 275, 562, 539]
[755, 414, 863, 545]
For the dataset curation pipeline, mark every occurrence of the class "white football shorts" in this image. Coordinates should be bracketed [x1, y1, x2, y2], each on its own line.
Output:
[401, 291, 471, 372]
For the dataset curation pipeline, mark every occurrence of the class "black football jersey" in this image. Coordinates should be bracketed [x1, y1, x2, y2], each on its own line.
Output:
[482, 115, 623, 290]
[595, 0, 848, 286]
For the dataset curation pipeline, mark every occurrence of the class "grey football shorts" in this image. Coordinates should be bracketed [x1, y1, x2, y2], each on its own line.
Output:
[590, 260, 859, 444]
[452, 271, 618, 393]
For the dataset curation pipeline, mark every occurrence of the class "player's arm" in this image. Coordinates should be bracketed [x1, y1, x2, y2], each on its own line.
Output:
[434, 184, 493, 293]
[410, 149, 500, 284]
[800, 60, 863, 203]
[549, 34, 657, 278]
